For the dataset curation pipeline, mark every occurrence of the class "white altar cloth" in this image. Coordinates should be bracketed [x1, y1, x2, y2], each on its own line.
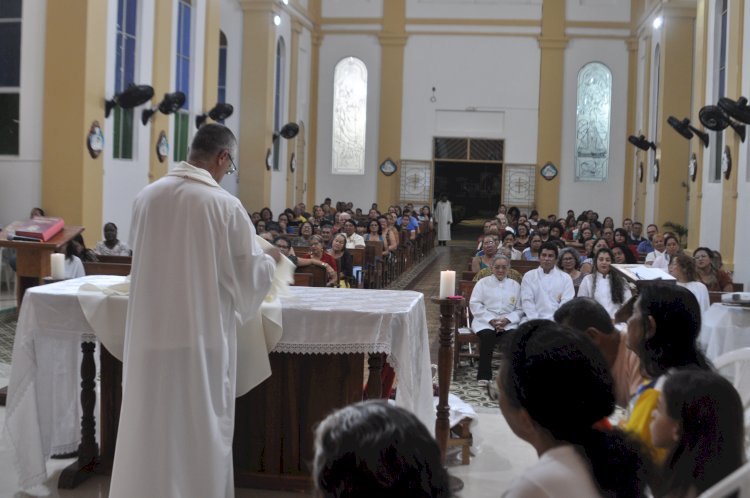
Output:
[3, 276, 434, 490]
[699, 302, 750, 360]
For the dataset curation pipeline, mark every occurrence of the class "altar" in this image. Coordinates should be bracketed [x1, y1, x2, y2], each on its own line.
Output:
[4, 275, 434, 491]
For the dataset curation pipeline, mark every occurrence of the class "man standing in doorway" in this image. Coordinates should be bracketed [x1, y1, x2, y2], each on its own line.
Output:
[435, 194, 452, 246]
[109, 124, 280, 498]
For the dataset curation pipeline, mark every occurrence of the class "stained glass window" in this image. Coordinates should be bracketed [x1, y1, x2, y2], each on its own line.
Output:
[331, 57, 367, 175]
[575, 62, 612, 181]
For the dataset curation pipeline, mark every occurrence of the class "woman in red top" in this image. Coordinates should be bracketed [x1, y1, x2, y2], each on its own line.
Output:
[299, 235, 338, 286]
[693, 246, 733, 292]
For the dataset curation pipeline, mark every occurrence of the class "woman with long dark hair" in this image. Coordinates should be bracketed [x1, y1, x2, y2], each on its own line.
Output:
[624, 284, 712, 460]
[577, 247, 631, 319]
[498, 320, 652, 497]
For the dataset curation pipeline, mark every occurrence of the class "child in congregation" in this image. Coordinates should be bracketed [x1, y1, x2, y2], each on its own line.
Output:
[313, 400, 450, 498]
[650, 369, 745, 498]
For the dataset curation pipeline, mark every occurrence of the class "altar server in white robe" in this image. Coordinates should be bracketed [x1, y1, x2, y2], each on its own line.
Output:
[110, 124, 280, 498]
[434, 194, 452, 246]
[520, 242, 575, 320]
[577, 247, 632, 319]
[470, 254, 523, 384]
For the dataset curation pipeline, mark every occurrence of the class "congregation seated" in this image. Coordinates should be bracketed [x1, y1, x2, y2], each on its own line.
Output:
[580, 238, 609, 274]
[469, 254, 522, 386]
[62, 235, 88, 279]
[472, 235, 499, 273]
[554, 297, 642, 408]
[612, 242, 637, 264]
[497, 320, 652, 497]
[313, 401, 449, 498]
[669, 254, 710, 314]
[521, 233, 542, 261]
[520, 242, 575, 320]
[343, 220, 365, 249]
[297, 235, 338, 286]
[363, 219, 389, 257]
[327, 233, 354, 287]
[651, 369, 744, 497]
[292, 221, 315, 247]
[621, 284, 712, 460]
[557, 246, 586, 288]
[501, 231, 522, 260]
[693, 246, 734, 292]
[577, 247, 632, 319]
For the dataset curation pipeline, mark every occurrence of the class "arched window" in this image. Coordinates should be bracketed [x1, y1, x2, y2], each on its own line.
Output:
[173, 0, 192, 162]
[0, 0, 22, 155]
[113, 0, 138, 159]
[331, 57, 367, 175]
[575, 62, 612, 181]
[273, 37, 285, 171]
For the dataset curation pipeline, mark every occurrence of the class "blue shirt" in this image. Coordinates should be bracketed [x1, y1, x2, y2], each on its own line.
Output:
[397, 216, 419, 231]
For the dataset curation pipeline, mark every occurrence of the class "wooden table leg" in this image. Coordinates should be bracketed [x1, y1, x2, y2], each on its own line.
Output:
[365, 353, 383, 399]
[58, 340, 100, 489]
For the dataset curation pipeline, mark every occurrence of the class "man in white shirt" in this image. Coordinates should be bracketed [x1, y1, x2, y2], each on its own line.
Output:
[520, 242, 575, 320]
[343, 220, 365, 249]
[645, 233, 668, 268]
[109, 124, 280, 498]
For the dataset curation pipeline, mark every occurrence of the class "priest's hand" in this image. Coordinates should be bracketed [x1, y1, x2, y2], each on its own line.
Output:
[265, 246, 282, 263]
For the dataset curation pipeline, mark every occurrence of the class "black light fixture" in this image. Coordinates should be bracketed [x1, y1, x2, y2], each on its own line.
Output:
[666, 116, 709, 148]
[195, 103, 234, 129]
[141, 91, 187, 125]
[627, 134, 656, 151]
[699, 104, 746, 142]
[273, 122, 300, 142]
[718, 96, 750, 124]
[104, 84, 154, 118]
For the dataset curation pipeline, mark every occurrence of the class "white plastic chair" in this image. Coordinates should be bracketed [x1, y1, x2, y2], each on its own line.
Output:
[714, 347, 750, 457]
[697, 460, 750, 498]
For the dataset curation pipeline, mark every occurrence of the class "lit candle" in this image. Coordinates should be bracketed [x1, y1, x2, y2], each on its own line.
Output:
[439, 270, 455, 299]
[51, 253, 65, 280]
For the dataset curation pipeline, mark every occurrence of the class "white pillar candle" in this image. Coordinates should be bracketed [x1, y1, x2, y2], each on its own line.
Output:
[51, 253, 65, 280]
[439, 270, 455, 299]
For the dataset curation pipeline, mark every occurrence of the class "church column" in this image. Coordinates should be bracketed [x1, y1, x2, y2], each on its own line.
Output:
[238, 0, 278, 211]
[535, 0, 567, 217]
[377, 0, 407, 210]
[286, 19, 303, 204]
[305, 0, 322, 207]
[719, 0, 744, 269]
[41, 0, 107, 238]
[634, 32, 651, 224]
[148, 0, 175, 182]
[687, 0, 709, 251]
[651, 5, 695, 230]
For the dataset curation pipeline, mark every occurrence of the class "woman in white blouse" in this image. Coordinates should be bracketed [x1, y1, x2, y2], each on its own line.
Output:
[577, 247, 631, 319]
[469, 254, 523, 385]
[669, 253, 710, 314]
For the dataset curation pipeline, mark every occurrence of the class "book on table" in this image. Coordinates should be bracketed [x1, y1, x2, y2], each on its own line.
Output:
[3, 217, 65, 242]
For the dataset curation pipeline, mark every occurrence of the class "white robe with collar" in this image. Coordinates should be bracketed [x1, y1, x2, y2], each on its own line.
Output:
[520, 266, 575, 320]
[469, 276, 523, 332]
[577, 272, 632, 318]
[109, 162, 276, 498]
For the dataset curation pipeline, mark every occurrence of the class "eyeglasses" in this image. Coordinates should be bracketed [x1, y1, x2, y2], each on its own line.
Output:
[226, 155, 238, 175]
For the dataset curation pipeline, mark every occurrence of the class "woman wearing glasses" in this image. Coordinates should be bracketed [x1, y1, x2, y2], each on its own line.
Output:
[298, 235, 337, 286]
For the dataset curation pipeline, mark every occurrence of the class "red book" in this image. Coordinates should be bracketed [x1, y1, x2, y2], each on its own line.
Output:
[12, 217, 65, 241]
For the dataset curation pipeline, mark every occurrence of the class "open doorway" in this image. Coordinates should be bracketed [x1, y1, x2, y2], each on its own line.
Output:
[434, 161, 502, 219]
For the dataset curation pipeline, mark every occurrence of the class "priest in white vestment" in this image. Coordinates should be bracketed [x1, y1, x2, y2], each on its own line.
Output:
[109, 124, 279, 498]
[520, 242, 575, 320]
[434, 194, 453, 246]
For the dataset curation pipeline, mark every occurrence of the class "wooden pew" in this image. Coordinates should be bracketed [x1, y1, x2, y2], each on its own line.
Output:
[83, 261, 131, 276]
[293, 273, 313, 286]
[454, 280, 479, 379]
[95, 255, 132, 264]
[294, 264, 327, 287]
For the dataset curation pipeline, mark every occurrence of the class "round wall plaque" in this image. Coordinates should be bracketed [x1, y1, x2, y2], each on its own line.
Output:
[688, 153, 697, 182]
[156, 131, 169, 163]
[722, 146, 732, 180]
[540, 162, 558, 181]
[87, 121, 104, 159]
[379, 158, 397, 176]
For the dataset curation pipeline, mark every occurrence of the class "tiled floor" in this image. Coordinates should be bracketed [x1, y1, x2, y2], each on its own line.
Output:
[0, 225, 539, 497]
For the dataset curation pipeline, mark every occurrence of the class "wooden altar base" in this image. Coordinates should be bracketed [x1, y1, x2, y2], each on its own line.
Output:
[233, 352, 369, 492]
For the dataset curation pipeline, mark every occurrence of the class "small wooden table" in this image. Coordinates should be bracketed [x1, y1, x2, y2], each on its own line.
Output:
[0, 226, 84, 309]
